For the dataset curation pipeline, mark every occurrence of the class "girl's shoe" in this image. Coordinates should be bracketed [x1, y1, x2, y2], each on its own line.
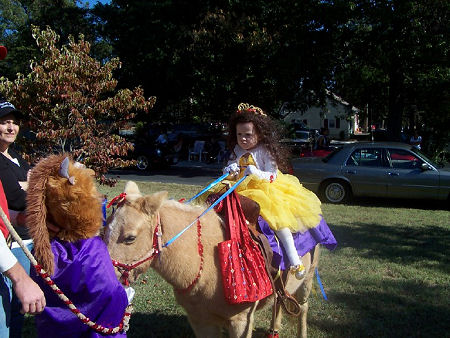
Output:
[290, 264, 306, 280]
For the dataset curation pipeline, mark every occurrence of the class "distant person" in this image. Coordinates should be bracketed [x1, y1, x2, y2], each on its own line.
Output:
[409, 130, 422, 150]
[173, 133, 183, 152]
[315, 127, 330, 150]
[155, 129, 168, 144]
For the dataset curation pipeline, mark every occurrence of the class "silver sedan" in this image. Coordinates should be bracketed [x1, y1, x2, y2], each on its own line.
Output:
[291, 142, 450, 204]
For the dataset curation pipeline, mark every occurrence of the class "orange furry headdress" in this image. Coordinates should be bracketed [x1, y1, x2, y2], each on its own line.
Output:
[26, 154, 103, 275]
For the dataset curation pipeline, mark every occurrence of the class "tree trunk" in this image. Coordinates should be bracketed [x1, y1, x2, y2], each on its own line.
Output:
[386, 63, 404, 142]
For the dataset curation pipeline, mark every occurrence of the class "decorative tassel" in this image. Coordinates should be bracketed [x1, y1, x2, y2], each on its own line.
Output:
[267, 330, 279, 338]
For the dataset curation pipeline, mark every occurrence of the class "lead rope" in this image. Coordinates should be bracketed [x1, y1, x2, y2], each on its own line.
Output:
[0, 206, 132, 335]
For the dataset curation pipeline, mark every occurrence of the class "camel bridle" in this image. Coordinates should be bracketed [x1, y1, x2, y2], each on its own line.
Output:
[109, 201, 205, 294]
[111, 213, 162, 287]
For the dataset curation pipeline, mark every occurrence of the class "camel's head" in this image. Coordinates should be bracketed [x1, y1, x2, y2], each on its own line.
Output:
[104, 181, 168, 284]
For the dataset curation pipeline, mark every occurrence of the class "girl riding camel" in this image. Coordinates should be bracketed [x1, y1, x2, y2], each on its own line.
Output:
[222, 103, 324, 279]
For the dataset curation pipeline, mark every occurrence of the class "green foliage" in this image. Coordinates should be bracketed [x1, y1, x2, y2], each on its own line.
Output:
[332, 0, 450, 150]
[0, 26, 156, 184]
[2, 1, 448, 156]
[94, 0, 337, 121]
[0, 0, 101, 79]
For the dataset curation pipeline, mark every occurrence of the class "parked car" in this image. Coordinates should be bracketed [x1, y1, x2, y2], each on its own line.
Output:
[298, 139, 346, 158]
[133, 141, 179, 171]
[282, 129, 316, 155]
[291, 142, 450, 204]
[299, 148, 335, 158]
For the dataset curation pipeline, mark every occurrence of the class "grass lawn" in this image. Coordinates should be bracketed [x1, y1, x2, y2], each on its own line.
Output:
[24, 180, 450, 337]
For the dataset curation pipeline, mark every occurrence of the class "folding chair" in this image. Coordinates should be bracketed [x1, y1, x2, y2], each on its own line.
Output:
[188, 140, 206, 162]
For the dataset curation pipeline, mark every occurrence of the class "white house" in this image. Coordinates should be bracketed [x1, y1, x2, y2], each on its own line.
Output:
[281, 91, 362, 140]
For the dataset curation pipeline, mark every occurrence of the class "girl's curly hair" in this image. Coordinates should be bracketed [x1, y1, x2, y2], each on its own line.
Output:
[227, 104, 291, 173]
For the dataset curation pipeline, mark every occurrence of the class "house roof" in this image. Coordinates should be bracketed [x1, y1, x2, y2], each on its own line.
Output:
[280, 90, 360, 117]
[325, 90, 360, 113]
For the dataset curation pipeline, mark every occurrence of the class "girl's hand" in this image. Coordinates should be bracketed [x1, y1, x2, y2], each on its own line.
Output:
[244, 165, 259, 176]
[223, 163, 239, 176]
[244, 165, 276, 182]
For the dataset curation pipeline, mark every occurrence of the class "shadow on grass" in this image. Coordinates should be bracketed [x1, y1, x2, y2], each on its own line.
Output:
[314, 219, 450, 337]
[127, 311, 195, 338]
[331, 222, 450, 274]
[22, 311, 195, 338]
[344, 196, 449, 210]
[310, 278, 450, 337]
[109, 165, 221, 179]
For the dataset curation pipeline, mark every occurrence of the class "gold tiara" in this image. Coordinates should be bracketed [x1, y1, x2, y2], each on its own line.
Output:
[237, 103, 266, 116]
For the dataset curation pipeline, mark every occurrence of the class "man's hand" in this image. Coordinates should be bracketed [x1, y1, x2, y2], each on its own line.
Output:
[4, 262, 46, 314]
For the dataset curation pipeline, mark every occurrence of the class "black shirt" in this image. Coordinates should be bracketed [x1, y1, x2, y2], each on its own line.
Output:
[0, 147, 30, 239]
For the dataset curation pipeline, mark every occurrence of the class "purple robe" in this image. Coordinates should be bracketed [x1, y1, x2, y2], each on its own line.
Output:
[258, 216, 338, 270]
[32, 236, 128, 338]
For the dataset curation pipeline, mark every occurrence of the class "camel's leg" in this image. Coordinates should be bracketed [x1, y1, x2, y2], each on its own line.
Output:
[188, 318, 223, 338]
[228, 300, 259, 338]
[295, 273, 314, 338]
[271, 246, 320, 338]
[295, 246, 320, 338]
[296, 300, 309, 338]
[270, 300, 284, 335]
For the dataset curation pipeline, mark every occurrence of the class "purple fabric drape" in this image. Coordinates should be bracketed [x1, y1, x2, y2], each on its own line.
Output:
[32, 236, 128, 338]
[258, 216, 338, 270]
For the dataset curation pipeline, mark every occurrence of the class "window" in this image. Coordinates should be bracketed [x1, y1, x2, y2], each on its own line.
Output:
[346, 148, 384, 167]
[336, 118, 340, 128]
[388, 149, 422, 169]
[329, 119, 335, 128]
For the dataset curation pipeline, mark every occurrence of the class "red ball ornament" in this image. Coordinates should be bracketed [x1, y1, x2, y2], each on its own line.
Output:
[0, 46, 7, 60]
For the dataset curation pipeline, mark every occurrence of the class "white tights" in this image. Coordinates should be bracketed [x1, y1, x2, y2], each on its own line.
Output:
[275, 227, 302, 267]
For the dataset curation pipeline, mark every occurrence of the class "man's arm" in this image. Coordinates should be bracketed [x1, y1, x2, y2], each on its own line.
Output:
[3, 262, 46, 314]
[1, 233, 45, 314]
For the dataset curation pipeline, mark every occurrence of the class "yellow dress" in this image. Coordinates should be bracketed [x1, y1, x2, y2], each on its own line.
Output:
[217, 155, 323, 233]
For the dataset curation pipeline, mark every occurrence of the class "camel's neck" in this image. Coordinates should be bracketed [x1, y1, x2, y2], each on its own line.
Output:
[151, 202, 220, 290]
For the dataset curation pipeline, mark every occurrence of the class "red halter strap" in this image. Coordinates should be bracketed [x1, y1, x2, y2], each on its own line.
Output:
[112, 213, 161, 286]
[111, 205, 204, 293]
[107, 193, 127, 209]
[176, 219, 204, 294]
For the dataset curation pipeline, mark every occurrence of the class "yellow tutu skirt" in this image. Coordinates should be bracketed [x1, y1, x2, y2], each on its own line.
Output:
[233, 170, 322, 232]
[210, 155, 322, 233]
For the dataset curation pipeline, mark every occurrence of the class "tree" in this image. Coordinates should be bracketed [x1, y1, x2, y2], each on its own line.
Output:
[0, 26, 155, 184]
[0, 0, 110, 80]
[94, 0, 337, 121]
[331, 0, 450, 152]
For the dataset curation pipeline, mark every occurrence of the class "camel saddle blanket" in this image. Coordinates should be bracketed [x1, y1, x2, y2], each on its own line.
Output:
[257, 215, 337, 271]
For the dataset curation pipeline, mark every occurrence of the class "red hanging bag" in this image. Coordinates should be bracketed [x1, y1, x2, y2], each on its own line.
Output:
[218, 191, 273, 304]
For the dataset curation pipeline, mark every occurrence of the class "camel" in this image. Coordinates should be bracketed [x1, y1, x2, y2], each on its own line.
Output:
[104, 181, 320, 338]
